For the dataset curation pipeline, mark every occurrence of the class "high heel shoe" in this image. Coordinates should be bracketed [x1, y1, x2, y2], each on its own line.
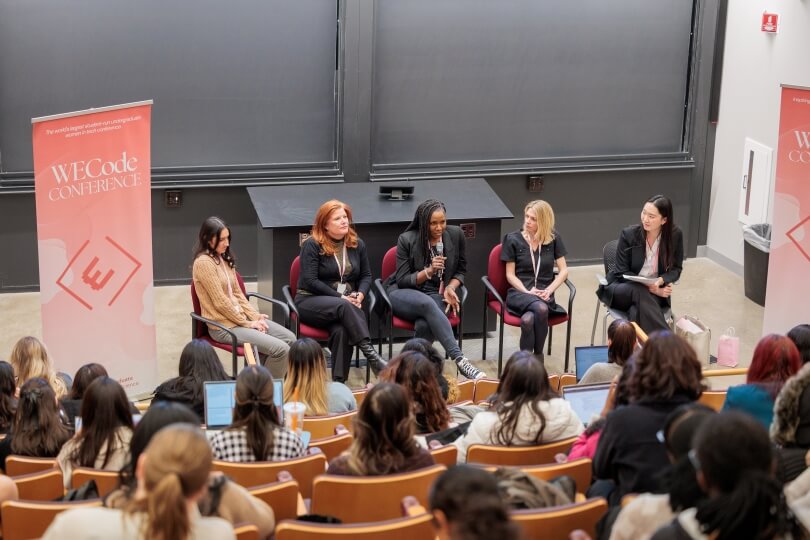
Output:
[358, 339, 387, 376]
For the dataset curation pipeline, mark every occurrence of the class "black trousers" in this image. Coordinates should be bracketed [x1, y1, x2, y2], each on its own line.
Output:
[607, 282, 670, 334]
[295, 295, 370, 381]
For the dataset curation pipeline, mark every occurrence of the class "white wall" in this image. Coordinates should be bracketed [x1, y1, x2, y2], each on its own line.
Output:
[707, 1, 810, 265]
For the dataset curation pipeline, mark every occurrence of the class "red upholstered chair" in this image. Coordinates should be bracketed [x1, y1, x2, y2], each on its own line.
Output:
[282, 256, 375, 382]
[373, 246, 467, 359]
[481, 244, 576, 376]
[191, 272, 289, 375]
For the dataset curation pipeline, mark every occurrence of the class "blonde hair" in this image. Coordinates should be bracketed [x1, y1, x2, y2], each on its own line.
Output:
[525, 200, 556, 245]
[284, 338, 329, 415]
[126, 424, 212, 540]
[9, 336, 67, 399]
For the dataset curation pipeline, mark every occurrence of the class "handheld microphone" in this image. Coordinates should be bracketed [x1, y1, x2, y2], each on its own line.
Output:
[435, 240, 444, 280]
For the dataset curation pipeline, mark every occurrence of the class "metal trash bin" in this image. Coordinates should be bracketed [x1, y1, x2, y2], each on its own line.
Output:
[742, 223, 771, 306]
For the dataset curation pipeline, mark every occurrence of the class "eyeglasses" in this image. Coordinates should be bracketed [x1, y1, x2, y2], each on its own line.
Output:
[688, 449, 701, 471]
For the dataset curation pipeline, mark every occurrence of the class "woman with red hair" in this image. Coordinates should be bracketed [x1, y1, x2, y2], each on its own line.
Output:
[723, 334, 801, 427]
[295, 200, 385, 383]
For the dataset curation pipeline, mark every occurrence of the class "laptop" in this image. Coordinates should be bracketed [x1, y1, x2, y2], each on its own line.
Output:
[203, 379, 284, 430]
[574, 345, 609, 382]
[562, 383, 612, 427]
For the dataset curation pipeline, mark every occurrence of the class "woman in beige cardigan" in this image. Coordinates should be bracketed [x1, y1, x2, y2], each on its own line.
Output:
[192, 217, 295, 378]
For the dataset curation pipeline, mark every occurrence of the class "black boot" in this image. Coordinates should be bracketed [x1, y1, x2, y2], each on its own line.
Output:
[358, 339, 387, 376]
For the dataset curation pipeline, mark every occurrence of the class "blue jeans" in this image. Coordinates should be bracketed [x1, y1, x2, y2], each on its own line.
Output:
[389, 288, 462, 359]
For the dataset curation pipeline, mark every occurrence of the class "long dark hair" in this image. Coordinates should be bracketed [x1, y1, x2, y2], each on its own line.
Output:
[626, 331, 704, 402]
[193, 216, 235, 268]
[401, 338, 450, 400]
[492, 351, 555, 445]
[11, 378, 70, 457]
[429, 465, 520, 540]
[119, 401, 200, 489]
[404, 199, 447, 264]
[230, 365, 280, 460]
[693, 412, 805, 540]
[0, 362, 17, 432]
[643, 195, 675, 271]
[787, 324, 810, 365]
[70, 377, 134, 468]
[346, 383, 421, 475]
[607, 320, 635, 367]
[68, 363, 108, 400]
[177, 339, 230, 402]
[379, 351, 449, 433]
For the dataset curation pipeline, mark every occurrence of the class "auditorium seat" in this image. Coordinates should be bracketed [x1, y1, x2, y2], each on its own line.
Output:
[4, 456, 57, 477]
[275, 512, 435, 539]
[71, 468, 120, 497]
[308, 432, 353, 462]
[1, 499, 102, 540]
[466, 437, 578, 466]
[212, 450, 327, 498]
[11, 469, 65, 501]
[511, 497, 608, 540]
[303, 411, 357, 440]
[248, 474, 302, 523]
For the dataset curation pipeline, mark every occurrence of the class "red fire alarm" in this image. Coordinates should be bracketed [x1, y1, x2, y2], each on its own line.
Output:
[761, 12, 779, 33]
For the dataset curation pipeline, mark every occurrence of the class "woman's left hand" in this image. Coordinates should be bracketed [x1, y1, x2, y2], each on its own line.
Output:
[443, 286, 461, 314]
[536, 288, 551, 301]
[651, 284, 673, 298]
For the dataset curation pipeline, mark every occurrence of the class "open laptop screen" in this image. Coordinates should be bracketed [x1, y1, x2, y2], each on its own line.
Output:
[574, 345, 609, 382]
[203, 379, 284, 429]
[562, 383, 612, 427]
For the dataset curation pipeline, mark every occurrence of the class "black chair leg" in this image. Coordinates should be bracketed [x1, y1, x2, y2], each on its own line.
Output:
[482, 303, 488, 360]
[564, 319, 573, 372]
[498, 315, 505, 377]
[547, 327, 553, 356]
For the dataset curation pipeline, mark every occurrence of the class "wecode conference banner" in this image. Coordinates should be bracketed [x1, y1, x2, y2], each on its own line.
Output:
[763, 86, 810, 334]
[32, 101, 156, 395]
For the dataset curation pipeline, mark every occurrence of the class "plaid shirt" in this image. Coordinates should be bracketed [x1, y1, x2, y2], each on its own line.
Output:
[210, 426, 306, 462]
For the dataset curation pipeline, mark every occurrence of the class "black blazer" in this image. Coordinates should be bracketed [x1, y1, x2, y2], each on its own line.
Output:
[297, 237, 372, 297]
[599, 224, 683, 307]
[387, 225, 466, 292]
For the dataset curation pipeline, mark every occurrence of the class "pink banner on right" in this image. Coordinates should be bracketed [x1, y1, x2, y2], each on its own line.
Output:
[763, 86, 810, 334]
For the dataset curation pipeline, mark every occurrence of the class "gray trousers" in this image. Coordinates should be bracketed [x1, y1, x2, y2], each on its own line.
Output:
[210, 321, 295, 379]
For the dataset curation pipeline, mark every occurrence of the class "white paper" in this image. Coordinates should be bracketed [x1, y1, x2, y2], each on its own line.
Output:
[622, 274, 658, 285]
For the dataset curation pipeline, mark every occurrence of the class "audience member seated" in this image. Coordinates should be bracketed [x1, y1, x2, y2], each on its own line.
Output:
[400, 338, 458, 403]
[283, 338, 356, 415]
[454, 351, 583, 463]
[44, 424, 235, 539]
[593, 332, 703, 505]
[57, 377, 134, 488]
[0, 377, 71, 471]
[327, 382, 434, 475]
[723, 333, 801, 427]
[109, 401, 275, 537]
[193, 216, 295, 379]
[0, 361, 18, 435]
[788, 324, 810, 365]
[386, 199, 484, 380]
[9, 336, 68, 399]
[295, 200, 385, 382]
[502, 199, 570, 359]
[609, 404, 715, 540]
[61, 363, 108, 426]
[651, 412, 807, 540]
[379, 351, 451, 434]
[153, 339, 231, 421]
[429, 465, 520, 540]
[209, 365, 305, 462]
[579, 320, 636, 385]
[771, 336, 810, 482]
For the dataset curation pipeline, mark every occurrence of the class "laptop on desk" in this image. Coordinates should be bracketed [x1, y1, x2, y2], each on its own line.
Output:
[574, 345, 609, 382]
[562, 383, 612, 427]
[203, 379, 284, 433]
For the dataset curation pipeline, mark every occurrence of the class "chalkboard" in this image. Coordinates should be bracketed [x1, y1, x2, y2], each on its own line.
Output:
[0, 0, 338, 180]
[371, 0, 694, 170]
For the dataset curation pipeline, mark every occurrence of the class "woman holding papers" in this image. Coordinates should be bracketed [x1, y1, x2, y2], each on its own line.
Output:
[598, 195, 684, 334]
[502, 199, 569, 358]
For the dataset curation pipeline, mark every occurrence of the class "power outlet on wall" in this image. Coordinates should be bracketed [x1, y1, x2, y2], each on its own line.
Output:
[165, 190, 182, 208]
[527, 175, 544, 192]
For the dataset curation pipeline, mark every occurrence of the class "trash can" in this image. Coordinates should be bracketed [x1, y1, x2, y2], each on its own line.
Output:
[742, 223, 771, 306]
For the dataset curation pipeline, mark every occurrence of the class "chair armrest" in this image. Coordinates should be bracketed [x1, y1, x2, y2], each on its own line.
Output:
[366, 289, 376, 314]
[373, 278, 393, 311]
[281, 286, 300, 336]
[457, 284, 468, 305]
[596, 273, 608, 286]
[480, 276, 505, 305]
[190, 313, 239, 349]
[564, 278, 576, 315]
[246, 292, 290, 326]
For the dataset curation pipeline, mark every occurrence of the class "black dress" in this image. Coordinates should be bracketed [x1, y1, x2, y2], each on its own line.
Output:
[500, 230, 567, 316]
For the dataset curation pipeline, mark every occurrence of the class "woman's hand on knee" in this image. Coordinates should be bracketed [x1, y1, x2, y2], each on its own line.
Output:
[249, 319, 269, 332]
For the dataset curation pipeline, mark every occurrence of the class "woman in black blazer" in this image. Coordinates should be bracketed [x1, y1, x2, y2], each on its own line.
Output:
[386, 199, 484, 380]
[295, 200, 386, 383]
[597, 195, 683, 333]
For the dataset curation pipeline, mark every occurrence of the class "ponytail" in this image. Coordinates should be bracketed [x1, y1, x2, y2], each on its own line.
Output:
[145, 473, 190, 540]
[695, 470, 803, 540]
[242, 402, 276, 461]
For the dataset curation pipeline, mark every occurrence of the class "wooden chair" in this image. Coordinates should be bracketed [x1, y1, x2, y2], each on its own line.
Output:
[308, 432, 353, 462]
[4, 456, 57, 477]
[455, 380, 475, 403]
[275, 513, 435, 539]
[466, 437, 578, 466]
[234, 523, 261, 540]
[249, 476, 302, 522]
[12, 469, 64, 501]
[1, 499, 102, 540]
[352, 388, 368, 407]
[304, 411, 357, 440]
[698, 390, 727, 411]
[310, 465, 446, 523]
[428, 442, 458, 467]
[520, 458, 593, 495]
[511, 497, 608, 540]
[558, 373, 577, 391]
[473, 378, 499, 403]
[482, 243, 576, 374]
[548, 373, 561, 392]
[212, 451, 327, 498]
[71, 468, 121, 497]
